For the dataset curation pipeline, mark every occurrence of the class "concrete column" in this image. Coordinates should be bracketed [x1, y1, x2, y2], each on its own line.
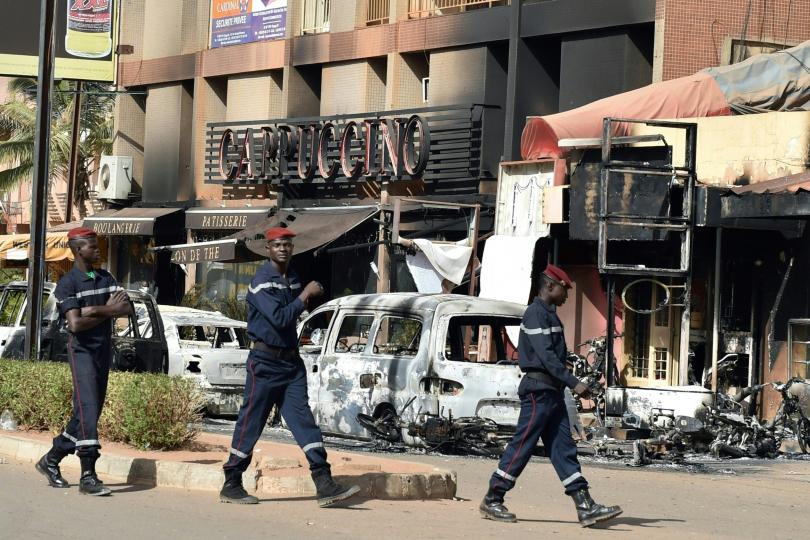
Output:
[385, 52, 428, 109]
[282, 65, 322, 117]
[191, 77, 227, 202]
[142, 83, 194, 203]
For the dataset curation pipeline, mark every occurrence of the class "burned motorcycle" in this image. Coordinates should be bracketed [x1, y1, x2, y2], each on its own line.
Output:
[356, 397, 510, 456]
[568, 334, 622, 425]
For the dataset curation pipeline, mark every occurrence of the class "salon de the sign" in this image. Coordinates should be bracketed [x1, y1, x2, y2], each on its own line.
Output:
[211, 115, 431, 184]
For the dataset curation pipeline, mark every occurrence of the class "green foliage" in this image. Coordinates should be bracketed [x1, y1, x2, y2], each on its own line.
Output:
[0, 78, 114, 202]
[0, 359, 204, 450]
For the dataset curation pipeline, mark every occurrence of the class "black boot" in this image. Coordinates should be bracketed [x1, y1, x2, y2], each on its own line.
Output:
[311, 468, 360, 508]
[570, 489, 622, 527]
[479, 488, 517, 523]
[219, 469, 258, 504]
[35, 449, 70, 488]
[78, 456, 111, 496]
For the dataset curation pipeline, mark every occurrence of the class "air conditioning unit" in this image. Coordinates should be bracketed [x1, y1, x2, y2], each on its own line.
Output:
[97, 155, 133, 200]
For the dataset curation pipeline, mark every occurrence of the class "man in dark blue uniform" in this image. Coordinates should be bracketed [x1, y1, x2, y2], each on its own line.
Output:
[36, 227, 133, 496]
[220, 227, 360, 507]
[480, 264, 622, 527]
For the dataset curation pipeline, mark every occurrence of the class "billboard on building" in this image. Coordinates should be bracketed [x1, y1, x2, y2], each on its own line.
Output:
[0, 1, 119, 83]
[210, 0, 287, 49]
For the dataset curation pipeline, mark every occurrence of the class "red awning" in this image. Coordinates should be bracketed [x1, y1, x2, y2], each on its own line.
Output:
[520, 72, 731, 160]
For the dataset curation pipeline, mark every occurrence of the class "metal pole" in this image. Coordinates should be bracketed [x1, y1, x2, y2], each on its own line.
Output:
[467, 204, 481, 296]
[25, 0, 57, 360]
[502, 0, 522, 161]
[711, 228, 723, 393]
[605, 277, 616, 387]
[65, 80, 83, 223]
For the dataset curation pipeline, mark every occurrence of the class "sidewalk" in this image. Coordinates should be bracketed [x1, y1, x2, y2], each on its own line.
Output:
[0, 429, 457, 500]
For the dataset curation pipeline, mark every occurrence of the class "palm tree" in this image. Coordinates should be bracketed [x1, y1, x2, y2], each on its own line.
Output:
[0, 77, 114, 216]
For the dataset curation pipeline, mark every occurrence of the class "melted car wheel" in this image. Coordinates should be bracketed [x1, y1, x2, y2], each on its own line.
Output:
[357, 409, 400, 442]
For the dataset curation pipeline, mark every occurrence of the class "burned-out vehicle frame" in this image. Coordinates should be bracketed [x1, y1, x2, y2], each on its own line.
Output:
[0, 281, 168, 373]
[296, 293, 526, 450]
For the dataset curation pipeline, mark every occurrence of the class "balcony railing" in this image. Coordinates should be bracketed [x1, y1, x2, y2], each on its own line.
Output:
[302, 0, 330, 35]
[408, 0, 508, 19]
[366, 0, 390, 25]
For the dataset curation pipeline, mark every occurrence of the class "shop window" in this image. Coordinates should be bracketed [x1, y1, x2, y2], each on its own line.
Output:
[654, 347, 668, 380]
[443, 315, 520, 364]
[334, 315, 374, 354]
[299, 309, 335, 354]
[373, 316, 422, 357]
[788, 319, 810, 379]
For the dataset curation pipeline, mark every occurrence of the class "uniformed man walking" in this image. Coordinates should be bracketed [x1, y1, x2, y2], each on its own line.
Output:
[480, 264, 622, 527]
[220, 227, 360, 507]
[36, 227, 133, 496]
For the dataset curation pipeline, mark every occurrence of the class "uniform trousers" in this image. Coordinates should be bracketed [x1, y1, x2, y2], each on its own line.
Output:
[224, 349, 328, 473]
[52, 337, 111, 459]
[489, 388, 589, 497]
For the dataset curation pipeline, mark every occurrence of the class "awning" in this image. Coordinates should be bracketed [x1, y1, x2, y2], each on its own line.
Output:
[83, 207, 183, 235]
[721, 172, 810, 218]
[185, 207, 275, 230]
[154, 206, 379, 263]
[0, 232, 107, 263]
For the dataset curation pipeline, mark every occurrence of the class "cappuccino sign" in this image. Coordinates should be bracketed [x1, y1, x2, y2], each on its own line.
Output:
[213, 115, 430, 184]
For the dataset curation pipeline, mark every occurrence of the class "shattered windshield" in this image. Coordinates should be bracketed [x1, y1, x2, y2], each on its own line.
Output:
[443, 315, 520, 364]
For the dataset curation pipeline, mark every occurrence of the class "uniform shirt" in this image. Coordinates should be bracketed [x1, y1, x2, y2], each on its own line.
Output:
[518, 298, 580, 392]
[246, 261, 305, 349]
[53, 266, 120, 349]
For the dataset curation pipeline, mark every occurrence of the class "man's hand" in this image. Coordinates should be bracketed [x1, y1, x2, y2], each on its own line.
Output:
[107, 290, 129, 305]
[573, 382, 591, 398]
[302, 281, 324, 300]
[106, 290, 132, 316]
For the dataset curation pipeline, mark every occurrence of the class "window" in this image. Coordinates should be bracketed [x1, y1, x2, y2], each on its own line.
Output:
[0, 289, 27, 326]
[132, 300, 153, 339]
[114, 314, 135, 337]
[788, 320, 810, 379]
[443, 315, 520, 364]
[654, 347, 668, 380]
[334, 315, 374, 354]
[632, 354, 649, 378]
[175, 325, 247, 349]
[299, 309, 334, 353]
[373, 316, 422, 357]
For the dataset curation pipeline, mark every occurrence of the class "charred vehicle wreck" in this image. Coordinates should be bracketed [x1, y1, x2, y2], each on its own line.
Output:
[296, 293, 528, 454]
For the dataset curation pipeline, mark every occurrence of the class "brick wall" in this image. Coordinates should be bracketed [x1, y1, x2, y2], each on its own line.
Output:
[657, 0, 810, 81]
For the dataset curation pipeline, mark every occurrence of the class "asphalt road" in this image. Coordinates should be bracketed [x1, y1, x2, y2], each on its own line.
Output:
[3, 422, 809, 540]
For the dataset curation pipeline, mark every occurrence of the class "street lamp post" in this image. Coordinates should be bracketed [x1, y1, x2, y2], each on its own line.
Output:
[25, 0, 57, 360]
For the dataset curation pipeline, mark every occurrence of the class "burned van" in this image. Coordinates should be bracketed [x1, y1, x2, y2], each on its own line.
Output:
[297, 293, 526, 445]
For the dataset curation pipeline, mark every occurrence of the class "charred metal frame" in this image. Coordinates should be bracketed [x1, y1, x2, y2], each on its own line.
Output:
[391, 198, 482, 296]
[598, 118, 698, 386]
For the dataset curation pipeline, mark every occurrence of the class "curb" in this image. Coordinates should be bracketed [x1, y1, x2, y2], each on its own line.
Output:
[0, 433, 456, 499]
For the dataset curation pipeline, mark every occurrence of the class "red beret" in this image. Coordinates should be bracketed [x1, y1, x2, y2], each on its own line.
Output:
[543, 264, 573, 288]
[67, 227, 97, 240]
[265, 227, 296, 241]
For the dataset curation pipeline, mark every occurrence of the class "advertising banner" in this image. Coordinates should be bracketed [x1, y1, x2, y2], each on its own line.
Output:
[0, 0, 119, 82]
[210, 0, 287, 49]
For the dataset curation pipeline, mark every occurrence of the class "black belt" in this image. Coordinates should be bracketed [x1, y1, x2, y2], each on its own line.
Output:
[523, 370, 558, 386]
[251, 341, 298, 360]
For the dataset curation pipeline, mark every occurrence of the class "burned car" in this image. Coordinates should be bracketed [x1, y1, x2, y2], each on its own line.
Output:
[296, 293, 525, 450]
[159, 305, 249, 416]
[0, 281, 168, 373]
